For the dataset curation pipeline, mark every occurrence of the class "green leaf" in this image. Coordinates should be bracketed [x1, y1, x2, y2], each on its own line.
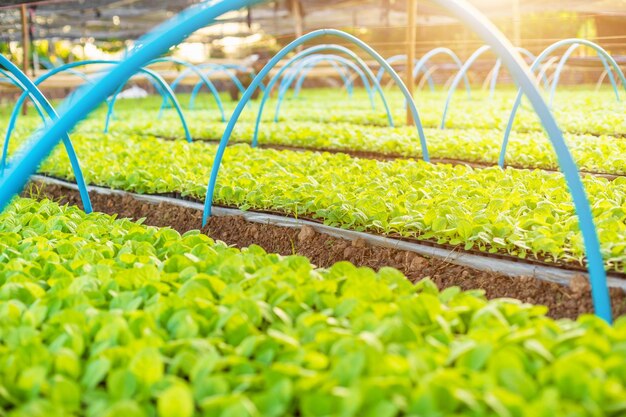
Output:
[157, 384, 194, 417]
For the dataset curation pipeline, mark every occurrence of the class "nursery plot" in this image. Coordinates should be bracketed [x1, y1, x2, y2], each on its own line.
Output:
[10, 130, 626, 274]
[1, 197, 626, 417]
[89, 117, 626, 177]
[94, 88, 626, 135]
[29, 178, 626, 319]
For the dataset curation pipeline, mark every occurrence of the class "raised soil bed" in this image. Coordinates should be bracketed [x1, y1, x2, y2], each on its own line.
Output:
[26, 178, 626, 320]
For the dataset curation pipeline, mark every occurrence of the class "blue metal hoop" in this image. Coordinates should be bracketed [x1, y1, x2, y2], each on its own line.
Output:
[376, 54, 435, 91]
[499, 38, 626, 168]
[410, 47, 471, 97]
[269, 44, 387, 128]
[275, 52, 379, 122]
[150, 57, 225, 121]
[0, 55, 93, 214]
[548, 42, 621, 106]
[288, 55, 356, 98]
[203, 29, 431, 227]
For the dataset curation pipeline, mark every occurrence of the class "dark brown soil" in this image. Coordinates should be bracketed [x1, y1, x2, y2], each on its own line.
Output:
[28, 180, 626, 320]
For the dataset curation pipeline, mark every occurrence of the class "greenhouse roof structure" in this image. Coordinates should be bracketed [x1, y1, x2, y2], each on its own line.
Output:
[2, 0, 626, 42]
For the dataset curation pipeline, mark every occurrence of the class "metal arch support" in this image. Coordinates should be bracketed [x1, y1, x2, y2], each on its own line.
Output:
[149, 57, 226, 122]
[440, 45, 491, 129]
[253, 42, 396, 147]
[187, 68, 246, 111]
[104, 66, 193, 142]
[287, 55, 373, 101]
[0, 69, 48, 175]
[549, 42, 622, 106]
[185, 64, 264, 110]
[486, 47, 547, 97]
[271, 45, 383, 121]
[203, 29, 429, 225]
[289, 56, 356, 97]
[276, 55, 374, 123]
[376, 54, 435, 91]
[500, 38, 626, 168]
[423, 20, 611, 319]
[417, 64, 441, 90]
[411, 47, 471, 98]
[596, 68, 623, 92]
[188, 67, 247, 110]
[0, 55, 93, 214]
[5, 60, 179, 146]
[254, 43, 390, 145]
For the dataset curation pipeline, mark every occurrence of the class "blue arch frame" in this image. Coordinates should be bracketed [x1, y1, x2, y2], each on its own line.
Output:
[499, 38, 626, 168]
[0, 70, 49, 174]
[187, 66, 248, 110]
[186, 64, 247, 92]
[0, 0, 261, 224]
[548, 42, 622, 106]
[279, 51, 375, 104]
[39, 57, 57, 70]
[288, 55, 356, 97]
[0, 55, 93, 213]
[185, 63, 265, 110]
[486, 47, 538, 98]
[5, 60, 192, 145]
[0, 0, 612, 322]
[410, 47, 471, 97]
[173, 62, 257, 97]
[376, 54, 435, 91]
[57, 69, 103, 106]
[252, 42, 399, 148]
[441, 45, 548, 128]
[103, 66, 192, 141]
[440, 45, 490, 128]
[204, 29, 430, 225]
[0, 68, 47, 125]
[148, 57, 225, 121]
[280, 54, 376, 113]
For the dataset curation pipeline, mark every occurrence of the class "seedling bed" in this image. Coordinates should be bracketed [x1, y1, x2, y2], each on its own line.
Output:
[29, 178, 626, 320]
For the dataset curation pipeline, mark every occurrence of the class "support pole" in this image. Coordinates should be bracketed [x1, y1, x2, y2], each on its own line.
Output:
[406, 0, 417, 124]
[512, 0, 521, 47]
[291, 0, 304, 52]
[20, 4, 30, 115]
